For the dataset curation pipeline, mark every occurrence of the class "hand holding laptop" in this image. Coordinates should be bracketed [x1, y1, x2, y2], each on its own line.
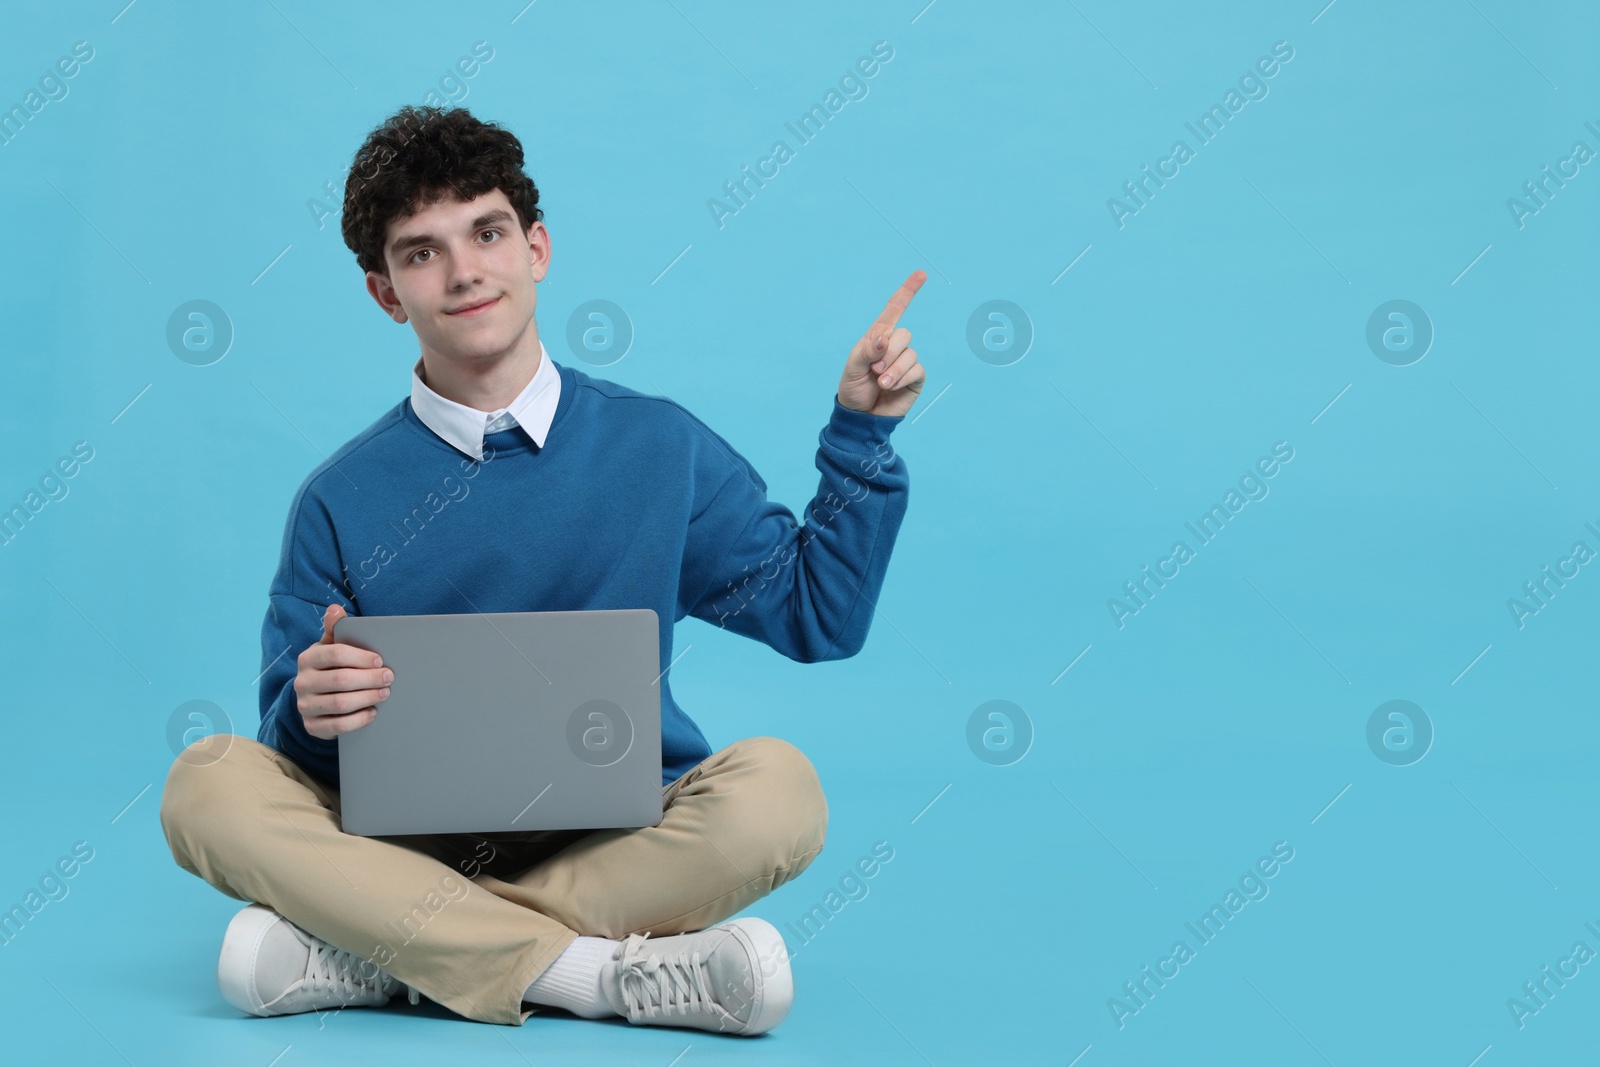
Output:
[296, 604, 394, 739]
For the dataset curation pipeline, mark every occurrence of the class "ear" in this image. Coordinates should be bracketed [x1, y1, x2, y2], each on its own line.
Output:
[366, 269, 408, 324]
[526, 220, 551, 283]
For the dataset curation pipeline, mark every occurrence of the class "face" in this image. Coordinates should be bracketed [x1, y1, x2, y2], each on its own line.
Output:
[366, 187, 550, 369]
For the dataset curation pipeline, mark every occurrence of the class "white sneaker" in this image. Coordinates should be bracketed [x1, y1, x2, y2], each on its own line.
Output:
[600, 917, 793, 1035]
[217, 904, 421, 1017]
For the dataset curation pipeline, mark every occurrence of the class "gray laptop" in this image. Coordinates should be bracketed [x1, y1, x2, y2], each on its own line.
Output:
[333, 608, 663, 837]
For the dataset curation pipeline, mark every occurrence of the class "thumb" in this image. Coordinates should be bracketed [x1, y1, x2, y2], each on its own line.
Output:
[850, 331, 887, 379]
[319, 603, 347, 645]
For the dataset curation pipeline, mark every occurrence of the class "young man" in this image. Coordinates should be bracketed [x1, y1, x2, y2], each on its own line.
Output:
[158, 105, 926, 1034]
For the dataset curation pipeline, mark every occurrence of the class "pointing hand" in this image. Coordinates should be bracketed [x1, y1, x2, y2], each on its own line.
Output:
[837, 270, 928, 418]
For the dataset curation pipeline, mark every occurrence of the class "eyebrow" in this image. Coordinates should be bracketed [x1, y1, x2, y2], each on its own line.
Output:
[389, 208, 517, 258]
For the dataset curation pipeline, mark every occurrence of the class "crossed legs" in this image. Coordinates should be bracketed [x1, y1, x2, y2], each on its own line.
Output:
[159, 733, 826, 1025]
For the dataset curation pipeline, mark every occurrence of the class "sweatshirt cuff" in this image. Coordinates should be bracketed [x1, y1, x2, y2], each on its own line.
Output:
[823, 396, 903, 454]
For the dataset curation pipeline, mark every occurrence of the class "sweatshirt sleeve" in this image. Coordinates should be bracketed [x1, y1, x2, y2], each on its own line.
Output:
[681, 396, 911, 662]
[256, 483, 348, 785]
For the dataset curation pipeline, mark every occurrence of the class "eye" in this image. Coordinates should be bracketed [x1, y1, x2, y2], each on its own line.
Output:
[409, 248, 434, 265]
[479, 228, 502, 243]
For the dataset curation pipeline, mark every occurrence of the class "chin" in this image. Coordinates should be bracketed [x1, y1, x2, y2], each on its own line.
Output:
[456, 334, 515, 361]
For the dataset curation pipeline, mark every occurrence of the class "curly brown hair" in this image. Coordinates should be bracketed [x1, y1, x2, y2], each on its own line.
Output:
[340, 105, 544, 276]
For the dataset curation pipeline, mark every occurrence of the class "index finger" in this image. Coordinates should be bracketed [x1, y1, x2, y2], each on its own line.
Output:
[869, 270, 927, 343]
[302, 641, 382, 671]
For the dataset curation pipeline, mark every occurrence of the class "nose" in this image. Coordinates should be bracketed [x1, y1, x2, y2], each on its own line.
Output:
[447, 248, 484, 293]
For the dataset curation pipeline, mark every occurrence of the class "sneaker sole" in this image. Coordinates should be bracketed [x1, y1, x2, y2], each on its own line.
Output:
[718, 917, 793, 1035]
[217, 904, 285, 1016]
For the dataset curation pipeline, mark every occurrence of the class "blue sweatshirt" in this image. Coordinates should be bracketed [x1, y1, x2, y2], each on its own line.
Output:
[256, 359, 910, 788]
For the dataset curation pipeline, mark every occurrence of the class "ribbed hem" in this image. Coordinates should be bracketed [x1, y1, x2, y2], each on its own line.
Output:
[821, 396, 902, 454]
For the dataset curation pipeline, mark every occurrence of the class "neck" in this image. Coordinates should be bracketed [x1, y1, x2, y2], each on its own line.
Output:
[419, 325, 543, 412]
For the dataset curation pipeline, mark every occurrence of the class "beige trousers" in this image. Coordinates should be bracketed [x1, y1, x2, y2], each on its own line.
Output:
[159, 733, 827, 1025]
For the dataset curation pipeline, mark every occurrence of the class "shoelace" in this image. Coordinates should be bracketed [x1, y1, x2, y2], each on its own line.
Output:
[614, 932, 719, 1022]
[305, 941, 422, 1007]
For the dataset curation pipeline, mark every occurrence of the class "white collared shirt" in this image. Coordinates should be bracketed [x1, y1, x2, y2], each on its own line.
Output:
[410, 341, 561, 461]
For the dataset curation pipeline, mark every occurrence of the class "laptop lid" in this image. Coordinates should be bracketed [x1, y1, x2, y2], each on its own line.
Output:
[332, 608, 663, 837]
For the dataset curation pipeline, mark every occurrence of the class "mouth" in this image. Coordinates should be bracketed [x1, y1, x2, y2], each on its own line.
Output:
[446, 296, 500, 317]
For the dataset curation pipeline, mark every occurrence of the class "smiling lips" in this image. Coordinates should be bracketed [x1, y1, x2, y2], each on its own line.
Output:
[447, 296, 499, 316]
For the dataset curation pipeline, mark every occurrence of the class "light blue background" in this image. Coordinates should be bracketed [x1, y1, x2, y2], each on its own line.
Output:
[1, 1, 1595, 1063]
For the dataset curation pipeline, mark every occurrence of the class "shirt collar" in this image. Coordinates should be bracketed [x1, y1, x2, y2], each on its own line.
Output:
[410, 341, 561, 461]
